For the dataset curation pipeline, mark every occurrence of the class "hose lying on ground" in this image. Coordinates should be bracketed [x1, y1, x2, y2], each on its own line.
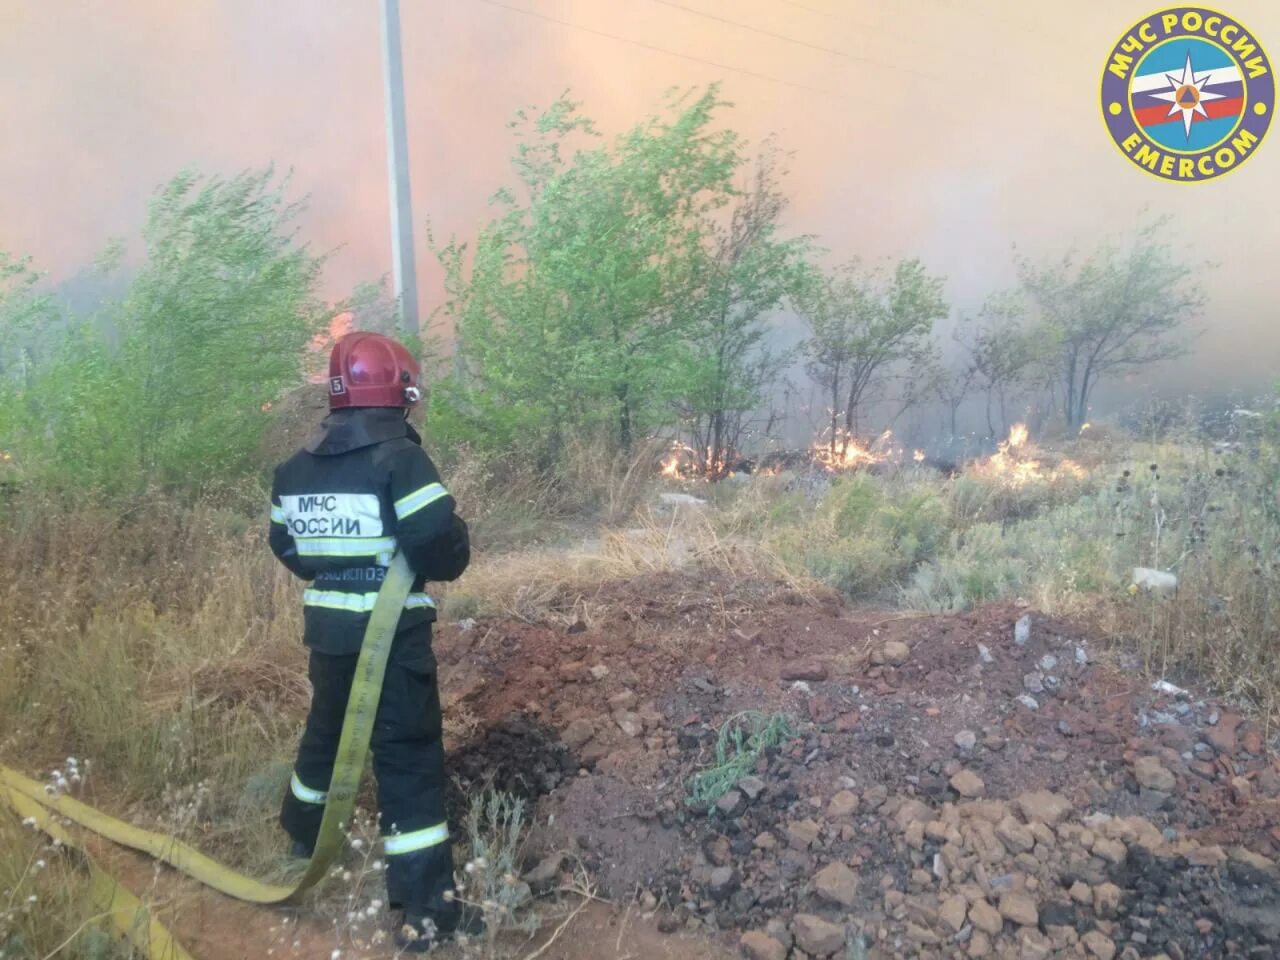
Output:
[0, 552, 415, 959]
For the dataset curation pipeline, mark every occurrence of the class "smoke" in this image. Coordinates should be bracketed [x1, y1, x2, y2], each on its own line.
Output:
[2, 0, 1278, 402]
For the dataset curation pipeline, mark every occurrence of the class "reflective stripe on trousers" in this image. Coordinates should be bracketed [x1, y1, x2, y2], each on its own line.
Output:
[384, 822, 450, 856]
[290, 772, 327, 805]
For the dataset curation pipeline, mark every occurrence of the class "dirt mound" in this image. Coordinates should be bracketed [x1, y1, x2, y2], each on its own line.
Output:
[434, 574, 1280, 959]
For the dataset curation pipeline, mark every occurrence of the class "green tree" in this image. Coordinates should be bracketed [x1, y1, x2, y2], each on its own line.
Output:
[959, 290, 1043, 437]
[433, 87, 743, 465]
[1016, 218, 1203, 429]
[2, 168, 327, 491]
[0, 252, 58, 388]
[674, 148, 814, 477]
[799, 258, 948, 455]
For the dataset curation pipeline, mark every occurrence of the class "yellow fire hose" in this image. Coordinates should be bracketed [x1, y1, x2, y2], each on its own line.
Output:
[0, 552, 415, 959]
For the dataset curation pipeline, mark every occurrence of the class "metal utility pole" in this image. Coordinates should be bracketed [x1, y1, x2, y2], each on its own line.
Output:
[380, 0, 420, 336]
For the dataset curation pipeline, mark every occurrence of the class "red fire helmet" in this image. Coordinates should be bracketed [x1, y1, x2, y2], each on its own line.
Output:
[327, 331, 422, 410]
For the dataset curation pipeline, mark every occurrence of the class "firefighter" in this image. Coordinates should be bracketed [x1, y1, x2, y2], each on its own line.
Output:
[269, 330, 480, 949]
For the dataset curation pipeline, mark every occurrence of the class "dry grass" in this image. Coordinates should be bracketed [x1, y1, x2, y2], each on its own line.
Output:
[441, 505, 809, 625]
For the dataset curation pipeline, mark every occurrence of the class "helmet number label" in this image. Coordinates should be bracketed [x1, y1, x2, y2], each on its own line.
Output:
[329, 376, 346, 396]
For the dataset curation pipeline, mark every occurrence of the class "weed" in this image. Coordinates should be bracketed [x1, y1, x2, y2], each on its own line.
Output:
[686, 711, 795, 813]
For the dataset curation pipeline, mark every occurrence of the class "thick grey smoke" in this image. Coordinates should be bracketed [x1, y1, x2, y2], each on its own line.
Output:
[2, 0, 1278, 404]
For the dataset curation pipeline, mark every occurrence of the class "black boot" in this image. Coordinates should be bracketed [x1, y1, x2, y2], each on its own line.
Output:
[288, 839, 313, 860]
[395, 900, 486, 952]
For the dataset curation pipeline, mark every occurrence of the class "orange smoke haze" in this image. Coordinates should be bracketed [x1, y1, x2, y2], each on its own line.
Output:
[2, 0, 1278, 395]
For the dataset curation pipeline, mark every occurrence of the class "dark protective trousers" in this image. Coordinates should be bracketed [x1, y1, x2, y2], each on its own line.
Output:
[279, 635, 454, 915]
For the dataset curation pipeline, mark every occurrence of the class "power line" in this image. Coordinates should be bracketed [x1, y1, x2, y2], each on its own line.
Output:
[645, 0, 936, 79]
[473, 0, 839, 97]
[774, 0, 846, 21]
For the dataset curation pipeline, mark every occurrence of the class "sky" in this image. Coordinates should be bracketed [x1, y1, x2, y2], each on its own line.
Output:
[2, 0, 1279, 402]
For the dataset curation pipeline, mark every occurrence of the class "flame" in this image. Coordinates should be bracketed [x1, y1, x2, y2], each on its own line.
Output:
[307, 312, 355, 384]
[1079, 422, 1092, 434]
[657, 442, 726, 481]
[812, 428, 892, 472]
[913, 449, 926, 463]
[970, 423, 1086, 486]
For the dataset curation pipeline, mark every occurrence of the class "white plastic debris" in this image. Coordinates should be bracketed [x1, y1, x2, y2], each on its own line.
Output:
[1133, 567, 1178, 594]
[1014, 614, 1032, 646]
[658, 493, 708, 509]
[1151, 679, 1189, 698]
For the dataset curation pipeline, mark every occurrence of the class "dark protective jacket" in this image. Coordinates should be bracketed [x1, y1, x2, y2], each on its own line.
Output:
[268, 407, 469, 656]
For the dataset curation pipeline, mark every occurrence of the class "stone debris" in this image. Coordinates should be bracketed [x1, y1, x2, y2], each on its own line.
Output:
[1014, 614, 1032, 645]
[790, 914, 845, 956]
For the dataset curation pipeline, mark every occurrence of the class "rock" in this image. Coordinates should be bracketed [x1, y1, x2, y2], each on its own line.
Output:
[827, 789, 859, 819]
[708, 866, 738, 901]
[940, 893, 969, 932]
[1230, 776, 1254, 803]
[615, 712, 644, 738]
[951, 770, 986, 798]
[1241, 728, 1264, 755]
[608, 690, 638, 711]
[969, 898, 1003, 935]
[739, 931, 787, 960]
[1186, 845, 1226, 867]
[894, 798, 931, 830]
[1204, 724, 1238, 755]
[1132, 567, 1176, 594]
[523, 852, 565, 894]
[1069, 881, 1092, 905]
[1092, 883, 1122, 919]
[753, 831, 776, 850]
[704, 834, 732, 866]
[1039, 901, 1078, 931]
[999, 892, 1039, 926]
[978, 643, 995, 664]
[954, 729, 978, 752]
[737, 775, 765, 801]
[764, 918, 792, 950]
[589, 664, 609, 680]
[1092, 837, 1127, 864]
[1014, 614, 1032, 646]
[1133, 756, 1176, 793]
[968, 931, 993, 957]
[560, 718, 596, 750]
[882, 640, 911, 665]
[1017, 694, 1040, 711]
[1023, 673, 1045, 694]
[781, 660, 828, 682]
[787, 818, 822, 848]
[1039, 654, 1059, 671]
[807, 695, 837, 724]
[1082, 929, 1117, 960]
[813, 861, 859, 907]
[862, 784, 889, 809]
[1016, 791, 1072, 825]
[716, 790, 746, 818]
[996, 816, 1036, 853]
[791, 914, 846, 956]
[1228, 846, 1276, 870]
